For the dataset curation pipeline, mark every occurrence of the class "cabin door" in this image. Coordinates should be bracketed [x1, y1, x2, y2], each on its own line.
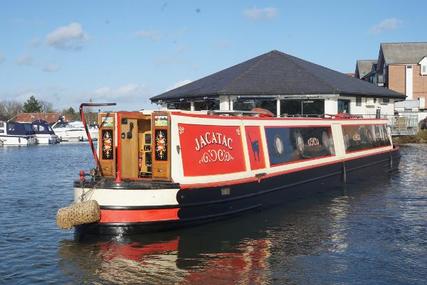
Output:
[151, 112, 171, 180]
[120, 117, 139, 179]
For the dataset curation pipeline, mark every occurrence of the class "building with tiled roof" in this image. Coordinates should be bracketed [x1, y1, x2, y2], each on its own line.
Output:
[152, 50, 405, 117]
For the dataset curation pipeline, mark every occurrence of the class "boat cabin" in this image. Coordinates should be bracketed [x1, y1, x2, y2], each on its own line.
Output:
[96, 110, 393, 186]
[0, 121, 37, 146]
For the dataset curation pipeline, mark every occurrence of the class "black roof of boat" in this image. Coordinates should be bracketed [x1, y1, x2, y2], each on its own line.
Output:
[151, 50, 405, 102]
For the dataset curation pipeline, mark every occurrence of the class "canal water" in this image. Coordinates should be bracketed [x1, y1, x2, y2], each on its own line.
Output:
[0, 144, 426, 284]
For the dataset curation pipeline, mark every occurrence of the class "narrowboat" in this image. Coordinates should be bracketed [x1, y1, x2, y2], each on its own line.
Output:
[63, 103, 400, 235]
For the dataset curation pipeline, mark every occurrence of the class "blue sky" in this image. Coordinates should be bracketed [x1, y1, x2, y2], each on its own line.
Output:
[0, 0, 425, 110]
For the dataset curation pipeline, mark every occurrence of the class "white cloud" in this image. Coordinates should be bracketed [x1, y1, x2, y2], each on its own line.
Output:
[243, 7, 278, 21]
[16, 54, 34, 66]
[370, 18, 402, 34]
[0, 53, 5, 64]
[30, 38, 42, 48]
[46, 22, 88, 50]
[91, 83, 146, 100]
[135, 30, 162, 41]
[85, 83, 153, 110]
[42, 64, 60, 72]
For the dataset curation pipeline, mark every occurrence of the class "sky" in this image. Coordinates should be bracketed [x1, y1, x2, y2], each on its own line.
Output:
[0, 0, 426, 111]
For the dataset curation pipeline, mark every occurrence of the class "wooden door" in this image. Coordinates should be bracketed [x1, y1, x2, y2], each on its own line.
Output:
[120, 117, 139, 179]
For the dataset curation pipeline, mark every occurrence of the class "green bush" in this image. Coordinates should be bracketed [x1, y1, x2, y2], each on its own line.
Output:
[416, 130, 427, 142]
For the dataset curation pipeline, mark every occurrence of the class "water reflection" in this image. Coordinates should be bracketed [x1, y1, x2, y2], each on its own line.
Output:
[328, 195, 350, 253]
[54, 145, 427, 285]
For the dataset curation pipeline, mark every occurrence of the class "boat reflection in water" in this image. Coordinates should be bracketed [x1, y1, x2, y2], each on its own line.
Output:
[58, 182, 372, 285]
[59, 214, 275, 285]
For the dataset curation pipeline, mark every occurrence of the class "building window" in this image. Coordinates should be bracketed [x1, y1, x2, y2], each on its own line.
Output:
[280, 99, 324, 117]
[194, 101, 219, 111]
[234, 98, 277, 115]
[167, 102, 191, 110]
[338, 99, 350, 114]
[373, 98, 377, 103]
[422, 64, 427, 75]
[383, 98, 389, 104]
[356, 97, 362, 106]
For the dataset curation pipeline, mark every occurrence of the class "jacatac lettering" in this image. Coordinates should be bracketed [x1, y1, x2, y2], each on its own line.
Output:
[195, 132, 233, 151]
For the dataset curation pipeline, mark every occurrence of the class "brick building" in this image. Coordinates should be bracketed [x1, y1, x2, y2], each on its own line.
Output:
[362, 42, 427, 109]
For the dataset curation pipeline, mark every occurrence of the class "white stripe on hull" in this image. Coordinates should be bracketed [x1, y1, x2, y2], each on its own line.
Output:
[74, 188, 180, 207]
[0, 135, 37, 146]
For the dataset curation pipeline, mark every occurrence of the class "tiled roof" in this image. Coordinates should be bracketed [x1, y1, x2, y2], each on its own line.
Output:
[381, 42, 427, 64]
[15, 113, 64, 124]
[151, 50, 405, 102]
[356, 60, 376, 79]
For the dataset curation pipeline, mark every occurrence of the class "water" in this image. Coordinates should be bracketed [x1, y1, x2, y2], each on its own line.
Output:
[0, 144, 426, 285]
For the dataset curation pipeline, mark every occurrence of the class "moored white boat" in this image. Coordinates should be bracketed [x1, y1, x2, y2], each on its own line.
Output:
[52, 121, 97, 142]
[31, 120, 59, 144]
[0, 121, 37, 146]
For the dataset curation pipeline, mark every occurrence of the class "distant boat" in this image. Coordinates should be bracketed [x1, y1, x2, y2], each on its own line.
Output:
[0, 121, 37, 146]
[51, 121, 98, 142]
[31, 120, 59, 144]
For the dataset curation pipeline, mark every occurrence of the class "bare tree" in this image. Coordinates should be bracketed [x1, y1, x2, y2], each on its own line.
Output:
[40, 100, 55, 113]
[0, 100, 23, 121]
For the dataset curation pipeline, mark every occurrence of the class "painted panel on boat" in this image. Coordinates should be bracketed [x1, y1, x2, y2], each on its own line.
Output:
[154, 129, 168, 161]
[265, 126, 335, 166]
[101, 130, 114, 160]
[178, 123, 245, 176]
[245, 126, 265, 170]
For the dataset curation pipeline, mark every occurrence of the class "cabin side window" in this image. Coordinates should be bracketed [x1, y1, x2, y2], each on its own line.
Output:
[342, 124, 391, 152]
[265, 126, 335, 166]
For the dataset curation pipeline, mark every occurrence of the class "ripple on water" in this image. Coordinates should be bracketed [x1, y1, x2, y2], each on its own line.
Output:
[0, 144, 426, 284]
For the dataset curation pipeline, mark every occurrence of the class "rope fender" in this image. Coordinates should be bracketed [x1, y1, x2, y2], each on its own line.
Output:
[56, 200, 100, 229]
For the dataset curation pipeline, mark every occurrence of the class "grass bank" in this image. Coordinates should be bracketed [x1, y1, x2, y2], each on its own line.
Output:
[393, 130, 427, 144]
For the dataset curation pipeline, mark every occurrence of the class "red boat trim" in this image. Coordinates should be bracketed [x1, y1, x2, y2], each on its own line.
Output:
[115, 112, 122, 182]
[99, 208, 179, 223]
[265, 124, 332, 128]
[180, 147, 397, 189]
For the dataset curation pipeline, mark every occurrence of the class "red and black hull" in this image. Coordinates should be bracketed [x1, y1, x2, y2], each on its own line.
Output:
[76, 147, 400, 236]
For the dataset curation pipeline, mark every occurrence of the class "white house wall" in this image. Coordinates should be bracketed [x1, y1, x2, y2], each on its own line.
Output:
[339, 96, 395, 117]
[324, 97, 338, 115]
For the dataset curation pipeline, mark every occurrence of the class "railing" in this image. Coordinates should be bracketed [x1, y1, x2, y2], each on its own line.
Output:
[385, 115, 419, 136]
[280, 113, 420, 136]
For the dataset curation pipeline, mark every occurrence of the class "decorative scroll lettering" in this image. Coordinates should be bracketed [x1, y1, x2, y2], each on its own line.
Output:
[307, 137, 320, 146]
[199, 149, 234, 164]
